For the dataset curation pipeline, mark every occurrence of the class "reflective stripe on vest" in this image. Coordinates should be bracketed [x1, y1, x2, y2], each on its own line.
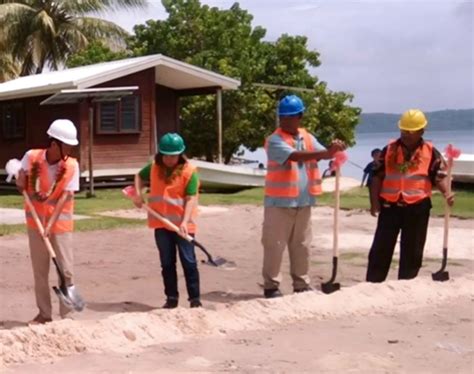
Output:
[148, 162, 198, 233]
[380, 141, 433, 204]
[264, 127, 322, 198]
[24, 149, 76, 234]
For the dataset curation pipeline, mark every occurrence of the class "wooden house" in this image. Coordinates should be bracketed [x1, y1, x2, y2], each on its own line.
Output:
[0, 54, 240, 188]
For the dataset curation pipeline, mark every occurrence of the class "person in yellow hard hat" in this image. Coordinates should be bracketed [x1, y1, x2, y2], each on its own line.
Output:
[366, 109, 454, 282]
[15, 119, 83, 324]
[132, 133, 202, 309]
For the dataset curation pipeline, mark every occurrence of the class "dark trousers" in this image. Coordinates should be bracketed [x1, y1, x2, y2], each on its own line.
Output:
[154, 229, 200, 301]
[366, 198, 431, 282]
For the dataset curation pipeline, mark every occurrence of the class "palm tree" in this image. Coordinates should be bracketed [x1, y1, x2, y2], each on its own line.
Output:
[0, 0, 147, 79]
[0, 31, 20, 82]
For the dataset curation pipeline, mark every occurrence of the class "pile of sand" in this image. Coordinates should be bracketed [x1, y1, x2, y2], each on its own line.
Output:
[1, 275, 472, 368]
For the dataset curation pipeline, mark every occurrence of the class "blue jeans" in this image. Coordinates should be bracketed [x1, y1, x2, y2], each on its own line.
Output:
[154, 229, 200, 301]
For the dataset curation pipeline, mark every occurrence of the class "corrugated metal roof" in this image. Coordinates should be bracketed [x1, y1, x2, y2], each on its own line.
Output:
[0, 54, 240, 101]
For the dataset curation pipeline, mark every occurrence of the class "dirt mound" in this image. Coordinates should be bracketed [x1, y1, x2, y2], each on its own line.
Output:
[1, 275, 472, 368]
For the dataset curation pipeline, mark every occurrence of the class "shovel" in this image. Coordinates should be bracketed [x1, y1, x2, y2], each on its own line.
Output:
[432, 146, 459, 282]
[321, 152, 347, 294]
[23, 191, 85, 311]
[5, 159, 84, 311]
[122, 186, 229, 267]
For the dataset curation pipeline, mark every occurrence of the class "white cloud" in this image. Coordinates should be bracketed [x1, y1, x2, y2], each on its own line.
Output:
[103, 0, 473, 112]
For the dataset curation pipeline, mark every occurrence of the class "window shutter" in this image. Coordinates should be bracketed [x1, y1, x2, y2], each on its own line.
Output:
[120, 96, 139, 131]
[99, 102, 118, 132]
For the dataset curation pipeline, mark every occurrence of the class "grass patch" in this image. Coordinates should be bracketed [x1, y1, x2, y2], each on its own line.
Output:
[199, 188, 265, 206]
[0, 223, 24, 236]
[423, 257, 463, 267]
[1, 185, 472, 236]
[317, 187, 474, 219]
[339, 252, 366, 261]
[0, 216, 144, 237]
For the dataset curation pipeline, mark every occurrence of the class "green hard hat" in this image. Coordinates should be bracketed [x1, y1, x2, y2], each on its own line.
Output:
[158, 133, 186, 155]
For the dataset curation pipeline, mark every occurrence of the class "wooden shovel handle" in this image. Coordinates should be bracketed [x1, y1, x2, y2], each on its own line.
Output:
[333, 168, 340, 258]
[44, 192, 68, 235]
[142, 204, 194, 243]
[443, 158, 453, 249]
[22, 191, 57, 259]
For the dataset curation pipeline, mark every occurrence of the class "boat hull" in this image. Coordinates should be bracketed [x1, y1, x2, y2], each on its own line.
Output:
[190, 159, 265, 191]
[451, 154, 474, 183]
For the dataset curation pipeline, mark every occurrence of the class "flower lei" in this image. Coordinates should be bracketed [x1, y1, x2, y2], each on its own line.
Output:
[159, 164, 185, 184]
[390, 143, 422, 174]
[30, 161, 67, 202]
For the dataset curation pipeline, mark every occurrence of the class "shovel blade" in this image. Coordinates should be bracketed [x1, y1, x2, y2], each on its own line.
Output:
[203, 257, 234, 268]
[53, 285, 85, 312]
[321, 282, 341, 294]
[432, 271, 449, 282]
[209, 257, 227, 267]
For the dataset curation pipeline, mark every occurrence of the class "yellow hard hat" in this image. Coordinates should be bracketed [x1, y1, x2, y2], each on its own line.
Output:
[398, 109, 427, 131]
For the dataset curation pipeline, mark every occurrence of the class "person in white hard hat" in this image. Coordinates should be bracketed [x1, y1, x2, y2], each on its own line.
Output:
[15, 119, 83, 324]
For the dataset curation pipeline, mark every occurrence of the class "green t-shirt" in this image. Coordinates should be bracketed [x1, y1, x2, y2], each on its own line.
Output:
[138, 163, 199, 196]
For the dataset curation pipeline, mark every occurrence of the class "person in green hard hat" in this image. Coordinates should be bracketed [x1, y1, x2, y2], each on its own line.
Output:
[132, 133, 202, 309]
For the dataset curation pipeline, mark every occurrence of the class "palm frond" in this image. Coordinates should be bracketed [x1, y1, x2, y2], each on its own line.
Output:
[59, 0, 147, 15]
[0, 48, 20, 82]
[32, 9, 56, 36]
[72, 16, 129, 46]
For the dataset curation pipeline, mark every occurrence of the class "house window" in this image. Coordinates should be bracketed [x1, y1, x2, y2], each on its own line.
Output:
[97, 96, 140, 134]
[1, 102, 25, 140]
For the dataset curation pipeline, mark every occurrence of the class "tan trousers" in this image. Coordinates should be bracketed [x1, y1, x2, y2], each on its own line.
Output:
[261, 206, 312, 290]
[27, 229, 74, 319]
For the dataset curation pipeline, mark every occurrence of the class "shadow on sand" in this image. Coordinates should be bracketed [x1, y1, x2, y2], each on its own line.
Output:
[86, 301, 156, 313]
[0, 320, 29, 330]
[201, 291, 262, 304]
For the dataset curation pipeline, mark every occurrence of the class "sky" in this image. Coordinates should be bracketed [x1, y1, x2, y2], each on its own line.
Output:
[104, 0, 474, 114]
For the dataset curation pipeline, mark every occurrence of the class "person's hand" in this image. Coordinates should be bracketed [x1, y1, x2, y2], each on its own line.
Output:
[132, 195, 144, 208]
[43, 228, 51, 238]
[444, 192, 455, 207]
[328, 139, 347, 157]
[15, 171, 26, 192]
[179, 221, 189, 238]
[370, 200, 381, 217]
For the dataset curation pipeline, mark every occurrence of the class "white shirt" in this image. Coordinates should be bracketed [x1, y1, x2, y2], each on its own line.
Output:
[21, 150, 80, 192]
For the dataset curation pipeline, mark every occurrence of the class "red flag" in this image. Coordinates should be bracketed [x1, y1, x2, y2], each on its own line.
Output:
[122, 185, 137, 198]
[444, 144, 461, 160]
[330, 151, 348, 171]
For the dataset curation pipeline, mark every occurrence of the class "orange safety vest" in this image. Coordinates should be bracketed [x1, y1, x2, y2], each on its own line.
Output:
[380, 140, 433, 204]
[264, 127, 322, 198]
[148, 162, 198, 233]
[25, 149, 76, 234]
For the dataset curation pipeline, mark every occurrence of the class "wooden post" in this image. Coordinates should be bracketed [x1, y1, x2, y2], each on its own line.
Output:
[216, 88, 223, 164]
[87, 102, 95, 198]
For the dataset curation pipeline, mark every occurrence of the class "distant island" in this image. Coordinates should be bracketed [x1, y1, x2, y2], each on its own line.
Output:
[357, 109, 473, 133]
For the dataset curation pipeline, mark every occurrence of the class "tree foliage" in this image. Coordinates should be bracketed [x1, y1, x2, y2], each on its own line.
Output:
[66, 40, 131, 68]
[128, 0, 360, 161]
[0, 0, 147, 80]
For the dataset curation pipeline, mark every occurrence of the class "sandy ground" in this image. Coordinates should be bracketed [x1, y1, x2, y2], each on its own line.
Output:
[0, 205, 473, 372]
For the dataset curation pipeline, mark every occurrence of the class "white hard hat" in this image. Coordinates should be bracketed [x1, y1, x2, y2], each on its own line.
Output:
[47, 119, 79, 146]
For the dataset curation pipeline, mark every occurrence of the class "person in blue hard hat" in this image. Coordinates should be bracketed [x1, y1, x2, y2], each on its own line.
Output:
[261, 94, 346, 298]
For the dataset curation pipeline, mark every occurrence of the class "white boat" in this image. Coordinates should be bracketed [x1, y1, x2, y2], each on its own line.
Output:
[451, 153, 474, 183]
[190, 159, 265, 191]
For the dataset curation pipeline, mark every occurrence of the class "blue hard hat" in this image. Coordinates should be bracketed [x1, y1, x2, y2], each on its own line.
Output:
[278, 95, 305, 116]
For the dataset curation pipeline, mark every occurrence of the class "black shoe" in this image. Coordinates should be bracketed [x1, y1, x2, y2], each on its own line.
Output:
[190, 299, 202, 308]
[264, 288, 283, 299]
[294, 286, 313, 293]
[162, 299, 178, 309]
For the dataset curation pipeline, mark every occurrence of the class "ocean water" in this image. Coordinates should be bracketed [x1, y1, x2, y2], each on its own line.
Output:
[241, 129, 474, 180]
